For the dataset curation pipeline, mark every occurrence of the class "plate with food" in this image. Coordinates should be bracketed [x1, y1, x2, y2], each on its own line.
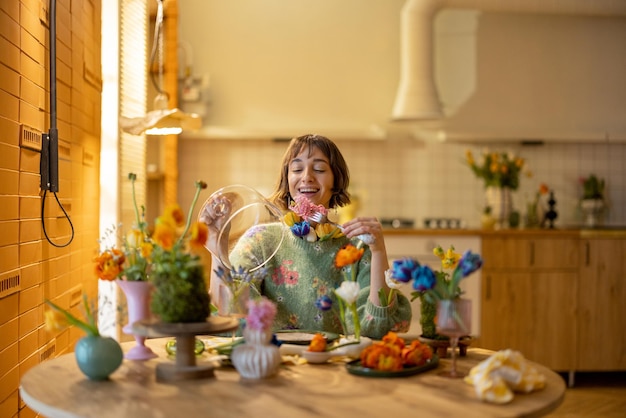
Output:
[274, 329, 339, 346]
[346, 355, 439, 378]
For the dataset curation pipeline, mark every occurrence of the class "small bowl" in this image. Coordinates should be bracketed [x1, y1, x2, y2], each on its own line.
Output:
[301, 350, 332, 364]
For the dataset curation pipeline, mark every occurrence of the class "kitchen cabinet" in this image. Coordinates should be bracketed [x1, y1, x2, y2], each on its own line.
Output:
[577, 237, 626, 370]
[480, 233, 579, 371]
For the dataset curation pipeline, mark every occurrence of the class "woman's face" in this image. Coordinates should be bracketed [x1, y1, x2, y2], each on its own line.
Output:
[288, 146, 335, 208]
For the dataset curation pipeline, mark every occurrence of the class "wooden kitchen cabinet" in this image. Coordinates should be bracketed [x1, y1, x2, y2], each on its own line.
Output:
[480, 233, 579, 371]
[577, 238, 626, 370]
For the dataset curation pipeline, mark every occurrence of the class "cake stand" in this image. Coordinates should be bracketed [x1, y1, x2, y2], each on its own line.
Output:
[133, 317, 239, 382]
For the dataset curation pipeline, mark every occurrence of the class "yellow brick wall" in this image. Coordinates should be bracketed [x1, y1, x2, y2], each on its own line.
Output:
[0, 0, 102, 416]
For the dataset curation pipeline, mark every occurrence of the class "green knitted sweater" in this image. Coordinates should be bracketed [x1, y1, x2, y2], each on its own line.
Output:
[230, 223, 412, 340]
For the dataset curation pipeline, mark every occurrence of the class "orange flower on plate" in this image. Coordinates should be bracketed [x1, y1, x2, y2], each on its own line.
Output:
[360, 343, 403, 371]
[308, 333, 327, 352]
[401, 340, 433, 367]
[359, 331, 433, 371]
[381, 331, 406, 350]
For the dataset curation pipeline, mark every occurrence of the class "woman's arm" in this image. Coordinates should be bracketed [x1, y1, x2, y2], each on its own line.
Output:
[341, 216, 390, 306]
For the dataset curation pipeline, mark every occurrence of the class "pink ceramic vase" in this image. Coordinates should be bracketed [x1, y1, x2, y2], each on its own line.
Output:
[117, 280, 157, 360]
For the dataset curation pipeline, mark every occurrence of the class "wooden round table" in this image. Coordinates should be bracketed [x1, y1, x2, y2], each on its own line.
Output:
[20, 338, 565, 418]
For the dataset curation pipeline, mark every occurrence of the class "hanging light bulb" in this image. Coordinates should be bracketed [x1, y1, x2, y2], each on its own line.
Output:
[120, 0, 201, 136]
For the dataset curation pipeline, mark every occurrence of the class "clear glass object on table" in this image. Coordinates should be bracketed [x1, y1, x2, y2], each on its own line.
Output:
[436, 298, 472, 378]
[199, 184, 285, 339]
[198, 184, 285, 273]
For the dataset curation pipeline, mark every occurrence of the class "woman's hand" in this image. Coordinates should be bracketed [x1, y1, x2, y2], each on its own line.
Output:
[341, 217, 386, 252]
[199, 193, 236, 258]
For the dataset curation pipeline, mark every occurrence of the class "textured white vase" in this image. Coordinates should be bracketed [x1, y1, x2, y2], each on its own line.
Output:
[485, 187, 512, 229]
[231, 328, 281, 379]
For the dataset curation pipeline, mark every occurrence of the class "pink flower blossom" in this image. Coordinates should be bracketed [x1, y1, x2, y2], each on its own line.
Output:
[246, 297, 277, 331]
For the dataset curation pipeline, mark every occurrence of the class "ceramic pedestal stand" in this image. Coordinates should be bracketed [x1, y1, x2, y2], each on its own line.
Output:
[133, 317, 238, 382]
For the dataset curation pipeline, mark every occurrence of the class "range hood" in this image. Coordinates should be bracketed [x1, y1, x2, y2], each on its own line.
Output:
[393, 0, 626, 122]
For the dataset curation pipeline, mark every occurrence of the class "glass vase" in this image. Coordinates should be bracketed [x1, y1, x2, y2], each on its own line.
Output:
[485, 187, 512, 229]
[436, 298, 472, 378]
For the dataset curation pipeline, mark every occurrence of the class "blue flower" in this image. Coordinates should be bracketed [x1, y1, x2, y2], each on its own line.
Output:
[458, 250, 483, 277]
[390, 258, 421, 283]
[411, 265, 436, 292]
[290, 221, 311, 238]
[315, 295, 333, 311]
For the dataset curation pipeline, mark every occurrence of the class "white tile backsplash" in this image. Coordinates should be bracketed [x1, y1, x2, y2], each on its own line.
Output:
[178, 138, 626, 229]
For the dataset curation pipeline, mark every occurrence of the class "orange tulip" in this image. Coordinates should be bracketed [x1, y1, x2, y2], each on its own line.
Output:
[334, 244, 365, 269]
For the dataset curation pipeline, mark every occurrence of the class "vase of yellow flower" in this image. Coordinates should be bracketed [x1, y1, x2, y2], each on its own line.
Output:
[45, 294, 123, 380]
[466, 150, 525, 229]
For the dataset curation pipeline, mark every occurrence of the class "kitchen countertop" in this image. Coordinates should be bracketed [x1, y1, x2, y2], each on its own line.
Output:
[383, 227, 626, 238]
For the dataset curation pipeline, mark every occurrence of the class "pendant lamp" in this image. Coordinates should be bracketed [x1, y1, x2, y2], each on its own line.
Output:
[120, 0, 201, 136]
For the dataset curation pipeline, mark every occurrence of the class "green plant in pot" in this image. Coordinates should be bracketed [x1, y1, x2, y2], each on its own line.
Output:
[580, 174, 606, 228]
[581, 174, 605, 200]
[150, 180, 211, 323]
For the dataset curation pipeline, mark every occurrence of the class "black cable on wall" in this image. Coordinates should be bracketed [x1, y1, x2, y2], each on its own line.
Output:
[40, 0, 74, 248]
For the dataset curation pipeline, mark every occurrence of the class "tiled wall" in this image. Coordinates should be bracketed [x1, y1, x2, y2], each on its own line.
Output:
[0, 1, 102, 416]
[178, 138, 626, 229]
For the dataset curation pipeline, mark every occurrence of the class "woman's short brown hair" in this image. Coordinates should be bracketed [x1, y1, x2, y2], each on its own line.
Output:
[269, 134, 351, 211]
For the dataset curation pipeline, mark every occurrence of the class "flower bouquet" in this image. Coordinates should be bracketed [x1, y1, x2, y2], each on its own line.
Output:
[389, 245, 482, 377]
[465, 149, 525, 190]
[97, 172, 211, 323]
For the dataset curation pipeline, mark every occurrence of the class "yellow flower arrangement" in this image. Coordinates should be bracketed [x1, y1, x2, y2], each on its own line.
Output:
[465, 149, 525, 190]
[96, 172, 211, 323]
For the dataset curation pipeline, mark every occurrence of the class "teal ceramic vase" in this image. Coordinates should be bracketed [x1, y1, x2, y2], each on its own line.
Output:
[74, 336, 124, 380]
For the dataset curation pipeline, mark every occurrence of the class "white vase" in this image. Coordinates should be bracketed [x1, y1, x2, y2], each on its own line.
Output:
[485, 187, 513, 229]
[580, 199, 604, 228]
[231, 328, 281, 379]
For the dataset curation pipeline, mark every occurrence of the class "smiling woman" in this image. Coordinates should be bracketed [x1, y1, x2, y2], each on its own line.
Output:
[204, 134, 413, 340]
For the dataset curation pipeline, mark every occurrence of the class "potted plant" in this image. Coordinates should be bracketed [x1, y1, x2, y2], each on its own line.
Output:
[580, 175, 605, 228]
